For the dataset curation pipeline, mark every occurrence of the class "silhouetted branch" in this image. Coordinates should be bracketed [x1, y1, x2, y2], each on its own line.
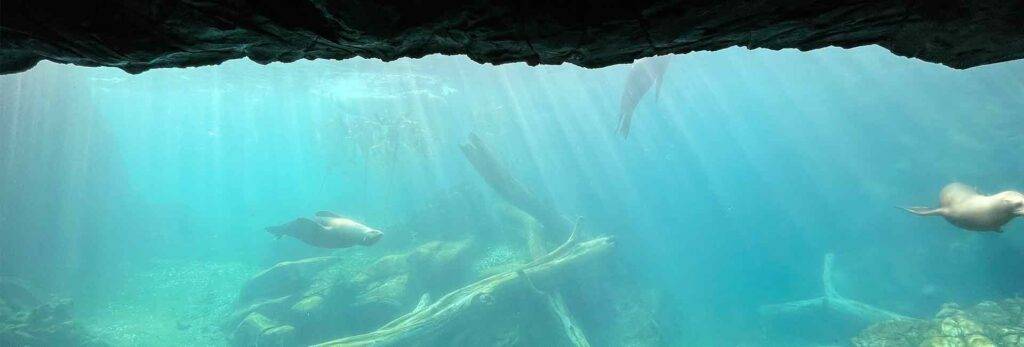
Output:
[759, 253, 912, 324]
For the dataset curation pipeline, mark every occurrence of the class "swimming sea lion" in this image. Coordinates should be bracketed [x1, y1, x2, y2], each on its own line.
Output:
[266, 211, 383, 248]
[617, 55, 672, 138]
[902, 182, 1024, 232]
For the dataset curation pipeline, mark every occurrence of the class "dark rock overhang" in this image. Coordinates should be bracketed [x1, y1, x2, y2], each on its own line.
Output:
[2, 1, 1023, 74]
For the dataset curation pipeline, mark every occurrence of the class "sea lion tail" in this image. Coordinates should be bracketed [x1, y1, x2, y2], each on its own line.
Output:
[315, 211, 343, 219]
[617, 112, 632, 138]
[653, 70, 666, 102]
[265, 226, 286, 239]
[899, 206, 943, 216]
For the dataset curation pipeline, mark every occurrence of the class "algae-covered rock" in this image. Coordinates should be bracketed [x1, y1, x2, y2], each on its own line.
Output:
[353, 240, 471, 284]
[226, 240, 473, 346]
[238, 257, 340, 304]
[853, 298, 1024, 347]
[356, 274, 409, 306]
[0, 296, 107, 346]
[263, 325, 297, 346]
[290, 295, 324, 316]
[233, 312, 295, 347]
[473, 245, 526, 277]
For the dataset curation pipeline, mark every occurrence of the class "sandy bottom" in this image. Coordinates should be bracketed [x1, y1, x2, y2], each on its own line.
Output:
[76, 260, 259, 346]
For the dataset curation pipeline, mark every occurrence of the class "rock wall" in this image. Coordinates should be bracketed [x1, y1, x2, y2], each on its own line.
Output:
[853, 298, 1024, 347]
[2, 1, 1023, 74]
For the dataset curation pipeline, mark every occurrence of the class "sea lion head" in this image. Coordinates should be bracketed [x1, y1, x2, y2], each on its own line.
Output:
[1010, 199, 1024, 216]
[995, 191, 1024, 215]
[994, 195, 1024, 216]
[361, 229, 384, 246]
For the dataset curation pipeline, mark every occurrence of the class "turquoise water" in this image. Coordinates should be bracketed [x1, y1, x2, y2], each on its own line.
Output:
[1, 46, 1023, 346]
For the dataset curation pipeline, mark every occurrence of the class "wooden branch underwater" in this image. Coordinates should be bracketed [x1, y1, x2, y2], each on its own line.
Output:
[460, 133, 593, 345]
[312, 229, 614, 346]
[759, 253, 913, 325]
[459, 133, 573, 239]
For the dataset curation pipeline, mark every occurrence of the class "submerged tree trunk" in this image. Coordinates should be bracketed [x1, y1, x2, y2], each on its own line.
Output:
[311, 230, 614, 346]
[460, 133, 573, 240]
[460, 133, 593, 346]
[759, 253, 912, 323]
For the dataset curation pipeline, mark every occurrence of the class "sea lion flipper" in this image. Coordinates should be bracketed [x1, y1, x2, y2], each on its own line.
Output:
[293, 218, 328, 233]
[316, 211, 343, 219]
[266, 228, 284, 240]
[617, 112, 632, 138]
[268, 217, 327, 240]
[266, 225, 287, 239]
[900, 206, 944, 216]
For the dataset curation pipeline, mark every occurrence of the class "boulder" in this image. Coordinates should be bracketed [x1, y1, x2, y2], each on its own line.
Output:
[853, 298, 1024, 347]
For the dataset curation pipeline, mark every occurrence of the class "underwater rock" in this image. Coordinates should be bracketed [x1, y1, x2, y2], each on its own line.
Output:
[0, 276, 42, 310]
[290, 295, 325, 316]
[263, 325, 297, 346]
[3, 1, 1024, 73]
[350, 240, 473, 326]
[0, 296, 107, 347]
[232, 312, 296, 347]
[226, 240, 472, 346]
[237, 256, 340, 305]
[852, 298, 1024, 347]
[312, 233, 615, 346]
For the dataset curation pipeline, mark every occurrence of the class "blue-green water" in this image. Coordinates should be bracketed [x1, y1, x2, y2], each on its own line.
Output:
[1, 46, 1023, 346]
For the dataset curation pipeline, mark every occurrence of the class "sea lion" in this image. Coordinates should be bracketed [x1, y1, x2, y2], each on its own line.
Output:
[266, 211, 383, 248]
[902, 182, 1024, 232]
[617, 55, 672, 138]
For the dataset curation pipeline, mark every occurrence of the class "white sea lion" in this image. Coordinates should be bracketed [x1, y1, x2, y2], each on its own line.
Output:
[902, 182, 1024, 232]
[266, 211, 383, 248]
[617, 55, 672, 138]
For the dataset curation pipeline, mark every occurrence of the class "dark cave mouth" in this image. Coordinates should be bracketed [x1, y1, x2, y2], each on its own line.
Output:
[1, 1, 1023, 74]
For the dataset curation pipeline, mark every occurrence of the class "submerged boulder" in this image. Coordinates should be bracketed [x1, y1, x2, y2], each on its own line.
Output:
[853, 298, 1024, 347]
[232, 312, 296, 347]
[0, 279, 106, 347]
[237, 256, 341, 305]
[226, 240, 472, 346]
[0, 277, 42, 310]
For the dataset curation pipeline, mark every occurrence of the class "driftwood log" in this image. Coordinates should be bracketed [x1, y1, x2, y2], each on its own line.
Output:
[759, 253, 913, 325]
[311, 228, 614, 346]
[460, 133, 593, 345]
[460, 133, 573, 241]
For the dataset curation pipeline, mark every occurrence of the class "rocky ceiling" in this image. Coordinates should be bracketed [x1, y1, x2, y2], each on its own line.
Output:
[1, 1, 1022, 74]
